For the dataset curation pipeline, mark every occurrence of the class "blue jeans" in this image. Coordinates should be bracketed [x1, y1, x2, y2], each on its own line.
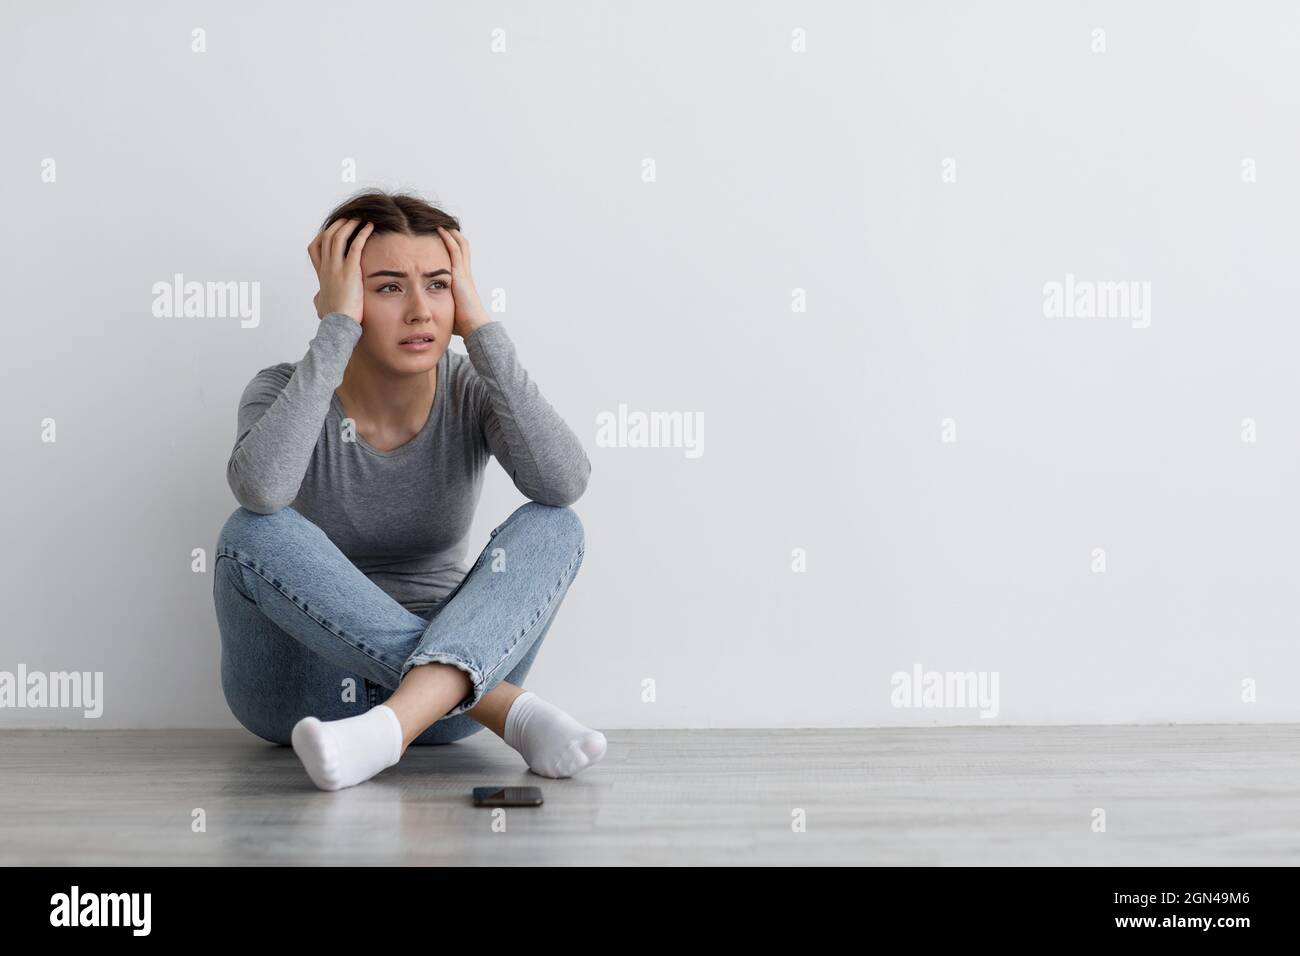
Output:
[212, 501, 585, 746]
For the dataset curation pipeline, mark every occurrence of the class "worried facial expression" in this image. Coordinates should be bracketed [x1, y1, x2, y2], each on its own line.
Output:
[356, 231, 456, 371]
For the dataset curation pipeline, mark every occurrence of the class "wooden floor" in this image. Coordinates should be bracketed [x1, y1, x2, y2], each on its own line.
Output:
[1, 725, 1296, 865]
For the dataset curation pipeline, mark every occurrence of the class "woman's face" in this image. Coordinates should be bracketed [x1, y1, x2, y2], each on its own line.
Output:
[354, 230, 455, 374]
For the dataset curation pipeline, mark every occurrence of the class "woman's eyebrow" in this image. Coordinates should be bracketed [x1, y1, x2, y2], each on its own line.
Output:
[366, 269, 451, 279]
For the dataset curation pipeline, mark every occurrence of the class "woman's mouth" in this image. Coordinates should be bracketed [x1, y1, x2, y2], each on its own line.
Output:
[398, 336, 435, 351]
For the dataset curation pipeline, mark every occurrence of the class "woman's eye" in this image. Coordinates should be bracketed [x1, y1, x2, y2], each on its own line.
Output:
[377, 281, 445, 293]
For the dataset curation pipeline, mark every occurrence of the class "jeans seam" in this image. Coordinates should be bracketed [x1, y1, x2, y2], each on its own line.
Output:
[478, 546, 585, 690]
[217, 547, 403, 681]
[398, 524, 536, 716]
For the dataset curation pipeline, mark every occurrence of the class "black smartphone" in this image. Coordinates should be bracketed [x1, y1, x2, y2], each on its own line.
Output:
[472, 786, 544, 807]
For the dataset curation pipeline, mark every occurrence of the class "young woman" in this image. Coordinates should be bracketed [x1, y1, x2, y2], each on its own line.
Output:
[212, 189, 606, 791]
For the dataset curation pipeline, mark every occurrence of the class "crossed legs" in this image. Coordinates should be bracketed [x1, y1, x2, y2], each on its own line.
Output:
[213, 501, 607, 790]
[389, 662, 520, 752]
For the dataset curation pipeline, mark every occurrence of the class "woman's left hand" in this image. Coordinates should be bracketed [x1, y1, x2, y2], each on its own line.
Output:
[437, 226, 492, 339]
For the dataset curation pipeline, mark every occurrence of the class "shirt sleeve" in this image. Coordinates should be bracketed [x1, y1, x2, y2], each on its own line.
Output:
[226, 312, 363, 513]
[462, 321, 591, 507]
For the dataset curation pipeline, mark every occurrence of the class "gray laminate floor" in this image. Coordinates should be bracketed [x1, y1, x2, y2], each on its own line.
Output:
[1, 725, 1296, 865]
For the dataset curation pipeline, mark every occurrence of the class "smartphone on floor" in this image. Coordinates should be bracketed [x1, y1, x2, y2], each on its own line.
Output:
[473, 786, 544, 807]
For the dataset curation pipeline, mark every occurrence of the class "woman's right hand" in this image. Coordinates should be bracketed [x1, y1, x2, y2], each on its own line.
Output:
[308, 218, 375, 324]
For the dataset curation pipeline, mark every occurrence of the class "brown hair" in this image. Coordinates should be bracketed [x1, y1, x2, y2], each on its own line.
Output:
[318, 188, 461, 258]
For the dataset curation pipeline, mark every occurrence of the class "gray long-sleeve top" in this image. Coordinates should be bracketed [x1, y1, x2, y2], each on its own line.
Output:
[225, 312, 591, 614]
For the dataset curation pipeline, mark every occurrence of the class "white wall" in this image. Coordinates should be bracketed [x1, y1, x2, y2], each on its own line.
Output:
[2, 0, 1296, 728]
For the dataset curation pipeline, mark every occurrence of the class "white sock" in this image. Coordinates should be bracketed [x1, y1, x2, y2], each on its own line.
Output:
[290, 704, 404, 791]
[503, 691, 607, 778]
